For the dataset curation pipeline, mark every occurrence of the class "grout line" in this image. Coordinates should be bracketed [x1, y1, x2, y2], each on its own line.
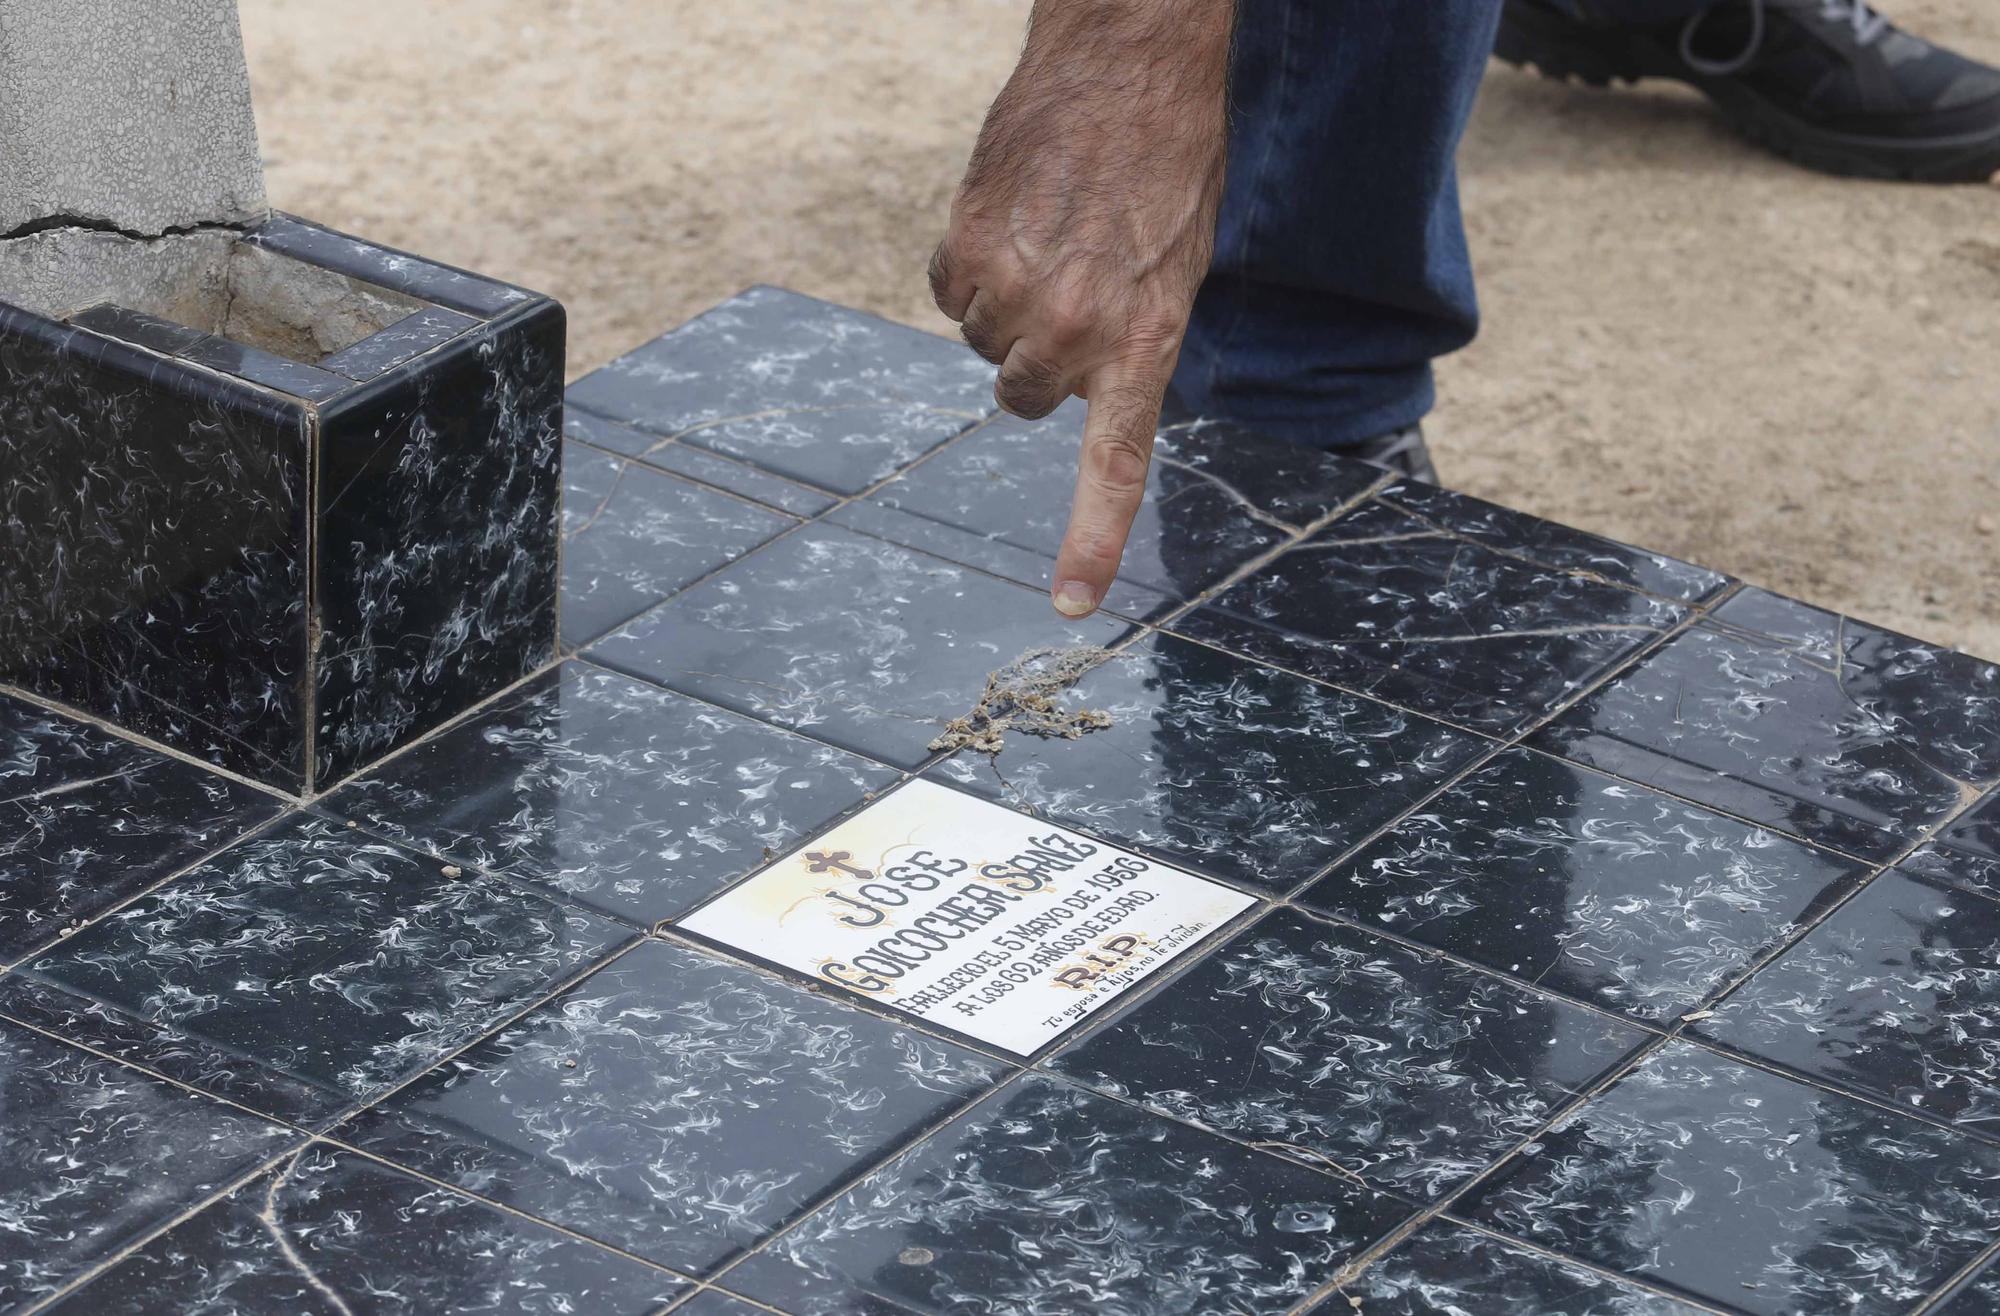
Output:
[1679, 1030, 2000, 1148]
[566, 654, 913, 779]
[324, 808, 650, 936]
[565, 408, 1011, 659]
[303, 403, 322, 797]
[14, 1141, 309, 1316]
[697, 1073, 1028, 1290]
[817, 506, 1174, 628]
[1911, 1235, 1999, 1315]
[0, 1004, 322, 1139]
[1270, 602, 1715, 905]
[0, 680, 301, 805]
[1268, 903, 1672, 1037]
[1281, 768, 2000, 1315]
[0, 804, 303, 975]
[1507, 738, 1879, 867]
[302, 658, 564, 802]
[560, 428, 812, 525]
[659, 1285, 793, 1315]
[565, 653, 936, 788]
[322, 1136, 703, 1283]
[1370, 488, 1735, 612]
[1026, 1061, 1419, 1199]
[2, 913, 650, 1146]
[647, 923, 1021, 1069]
[1149, 559, 1720, 751]
[1278, 1029, 1677, 1315]
[1430, 1215, 1745, 1316]
[325, 935, 650, 1130]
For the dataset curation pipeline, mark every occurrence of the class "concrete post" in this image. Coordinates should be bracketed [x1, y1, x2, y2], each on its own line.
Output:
[0, 0, 266, 237]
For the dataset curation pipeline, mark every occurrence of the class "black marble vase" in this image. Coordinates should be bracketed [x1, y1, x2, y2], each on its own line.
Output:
[0, 215, 563, 792]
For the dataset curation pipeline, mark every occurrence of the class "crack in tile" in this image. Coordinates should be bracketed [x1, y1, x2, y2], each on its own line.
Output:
[256, 1149, 356, 1316]
[1149, 451, 1300, 535]
[1292, 624, 1668, 647]
[562, 455, 636, 542]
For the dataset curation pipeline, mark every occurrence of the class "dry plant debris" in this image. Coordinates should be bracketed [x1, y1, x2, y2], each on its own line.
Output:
[928, 645, 1116, 754]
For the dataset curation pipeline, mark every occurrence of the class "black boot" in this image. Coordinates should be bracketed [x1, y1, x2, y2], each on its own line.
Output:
[1496, 0, 2000, 182]
[1348, 425, 1440, 485]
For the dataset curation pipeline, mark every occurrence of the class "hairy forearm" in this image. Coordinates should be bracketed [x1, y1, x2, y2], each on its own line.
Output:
[971, 0, 1236, 201]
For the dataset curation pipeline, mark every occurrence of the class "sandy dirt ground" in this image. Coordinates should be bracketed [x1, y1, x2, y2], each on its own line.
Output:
[239, 0, 1997, 659]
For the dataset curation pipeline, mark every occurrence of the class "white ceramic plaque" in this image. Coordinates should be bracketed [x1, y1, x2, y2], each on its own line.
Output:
[679, 779, 1257, 1055]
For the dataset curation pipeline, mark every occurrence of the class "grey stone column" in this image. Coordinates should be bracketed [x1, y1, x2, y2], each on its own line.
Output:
[0, 0, 266, 237]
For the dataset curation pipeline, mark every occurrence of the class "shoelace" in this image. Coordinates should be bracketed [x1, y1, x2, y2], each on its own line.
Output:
[1680, 0, 1890, 78]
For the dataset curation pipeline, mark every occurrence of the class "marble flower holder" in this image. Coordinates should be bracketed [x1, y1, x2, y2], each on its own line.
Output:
[0, 215, 563, 792]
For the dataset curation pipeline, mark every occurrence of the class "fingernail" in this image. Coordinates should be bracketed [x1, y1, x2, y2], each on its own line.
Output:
[1053, 581, 1098, 617]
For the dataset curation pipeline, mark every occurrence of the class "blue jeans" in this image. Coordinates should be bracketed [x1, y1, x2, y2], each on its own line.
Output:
[1173, 0, 1715, 448]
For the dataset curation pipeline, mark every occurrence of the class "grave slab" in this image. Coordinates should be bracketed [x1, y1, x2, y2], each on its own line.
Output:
[2, 286, 1997, 1316]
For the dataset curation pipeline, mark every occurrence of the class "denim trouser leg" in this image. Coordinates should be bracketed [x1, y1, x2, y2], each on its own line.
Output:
[1173, 0, 1713, 450]
[1173, 0, 1505, 449]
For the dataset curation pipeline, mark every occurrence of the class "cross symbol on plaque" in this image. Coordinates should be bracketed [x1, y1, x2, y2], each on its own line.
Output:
[804, 850, 874, 882]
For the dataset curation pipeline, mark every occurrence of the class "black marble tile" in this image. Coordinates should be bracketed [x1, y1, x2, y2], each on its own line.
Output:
[561, 441, 793, 650]
[1, 811, 632, 1124]
[1940, 787, 2000, 862]
[0, 690, 156, 794]
[0, 303, 313, 788]
[1310, 1219, 1708, 1315]
[1691, 844, 2000, 1135]
[1175, 500, 1689, 735]
[243, 212, 540, 319]
[318, 304, 482, 382]
[1459, 1041, 2000, 1316]
[1300, 747, 1867, 1023]
[44, 1144, 684, 1316]
[0, 1016, 297, 1311]
[564, 286, 994, 495]
[1377, 481, 1730, 604]
[565, 408, 839, 519]
[932, 633, 1486, 895]
[0, 692, 287, 961]
[1931, 1250, 2000, 1316]
[342, 938, 1003, 1275]
[1532, 592, 2000, 862]
[177, 332, 352, 403]
[588, 525, 1133, 769]
[323, 663, 897, 927]
[862, 400, 1380, 602]
[311, 298, 563, 785]
[827, 500, 1178, 623]
[1051, 909, 1647, 1199]
[67, 301, 208, 356]
[1153, 415, 1390, 529]
[724, 1073, 1416, 1316]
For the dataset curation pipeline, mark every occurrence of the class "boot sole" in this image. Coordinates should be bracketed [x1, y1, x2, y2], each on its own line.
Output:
[1494, 5, 2000, 183]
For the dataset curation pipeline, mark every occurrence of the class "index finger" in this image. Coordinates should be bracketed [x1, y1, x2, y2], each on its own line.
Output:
[1050, 362, 1163, 618]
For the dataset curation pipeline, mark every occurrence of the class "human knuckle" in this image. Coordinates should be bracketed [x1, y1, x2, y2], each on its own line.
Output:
[961, 327, 1003, 364]
[1123, 317, 1180, 360]
[995, 366, 1060, 419]
[1042, 299, 1093, 344]
[1085, 434, 1151, 490]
